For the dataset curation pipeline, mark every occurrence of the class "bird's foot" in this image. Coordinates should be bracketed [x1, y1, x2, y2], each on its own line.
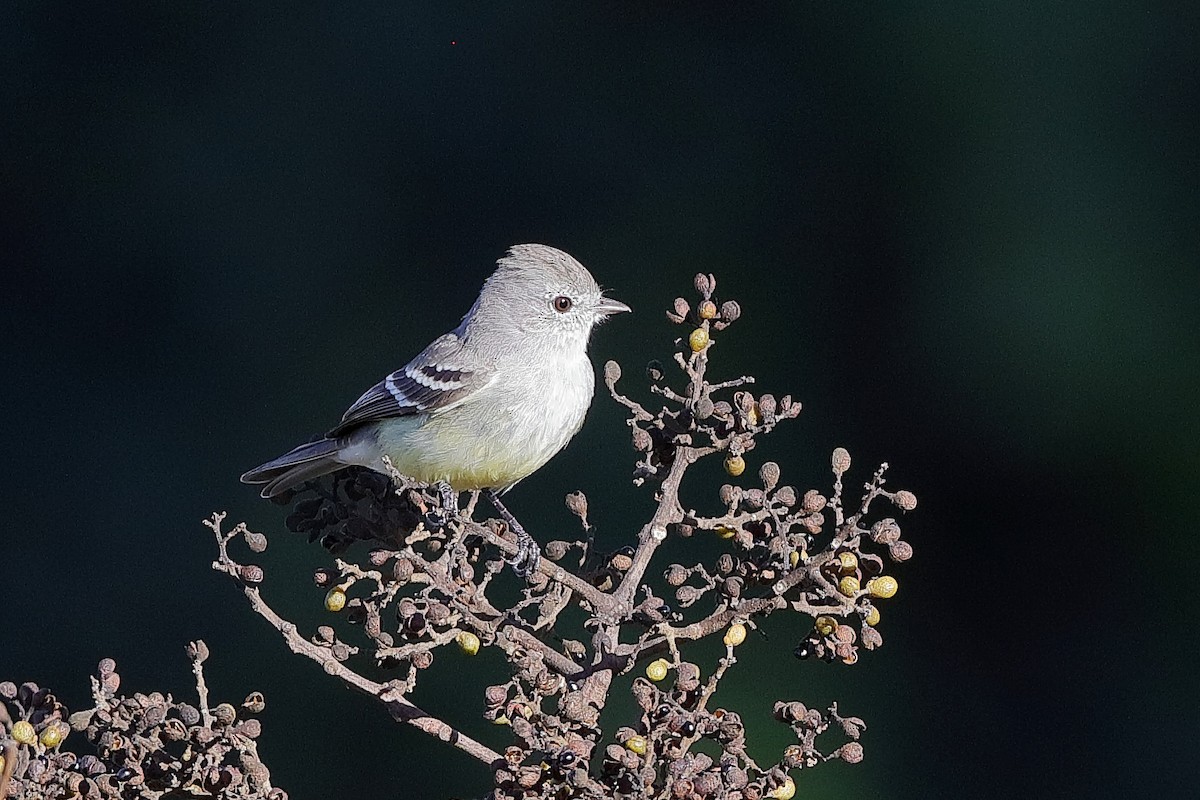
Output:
[424, 482, 460, 529]
[507, 528, 541, 579]
[485, 489, 541, 580]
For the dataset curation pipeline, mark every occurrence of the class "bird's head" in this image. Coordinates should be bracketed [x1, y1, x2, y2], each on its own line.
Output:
[468, 244, 630, 352]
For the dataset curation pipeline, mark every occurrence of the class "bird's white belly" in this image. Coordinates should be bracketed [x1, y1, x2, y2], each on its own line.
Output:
[369, 355, 595, 490]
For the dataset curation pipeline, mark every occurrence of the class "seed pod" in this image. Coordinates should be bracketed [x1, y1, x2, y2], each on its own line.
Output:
[236, 719, 262, 739]
[603, 360, 622, 387]
[759, 461, 780, 490]
[212, 703, 237, 726]
[242, 692, 266, 714]
[12, 720, 36, 745]
[889, 541, 914, 562]
[675, 662, 701, 692]
[867, 575, 898, 599]
[456, 632, 481, 656]
[565, 491, 588, 518]
[485, 685, 508, 707]
[758, 393, 776, 418]
[175, 703, 201, 726]
[632, 427, 652, 451]
[893, 490, 918, 511]
[324, 588, 347, 612]
[186, 640, 210, 663]
[392, 557, 414, 583]
[831, 447, 852, 475]
[36, 729, 63, 753]
[239, 564, 264, 586]
[646, 659, 670, 682]
[719, 300, 741, 322]
[770, 777, 796, 800]
[802, 489, 826, 512]
[869, 518, 902, 544]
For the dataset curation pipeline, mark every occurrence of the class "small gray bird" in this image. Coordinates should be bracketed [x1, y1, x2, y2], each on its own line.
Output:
[241, 244, 630, 576]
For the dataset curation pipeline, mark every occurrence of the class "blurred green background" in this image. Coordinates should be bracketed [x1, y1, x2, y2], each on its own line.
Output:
[3, 2, 1197, 798]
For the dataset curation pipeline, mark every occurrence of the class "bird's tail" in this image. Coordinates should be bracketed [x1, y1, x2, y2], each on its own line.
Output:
[240, 438, 344, 498]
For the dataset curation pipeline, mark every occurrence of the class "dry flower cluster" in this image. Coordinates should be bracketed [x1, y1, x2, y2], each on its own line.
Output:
[198, 272, 918, 799]
[0, 642, 283, 799]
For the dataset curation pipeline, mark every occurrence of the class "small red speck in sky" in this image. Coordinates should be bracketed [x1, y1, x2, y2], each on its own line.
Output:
[451, 40, 457, 45]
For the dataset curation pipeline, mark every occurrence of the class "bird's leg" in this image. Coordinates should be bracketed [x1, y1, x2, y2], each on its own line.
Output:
[425, 482, 459, 529]
[485, 489, 540, 579]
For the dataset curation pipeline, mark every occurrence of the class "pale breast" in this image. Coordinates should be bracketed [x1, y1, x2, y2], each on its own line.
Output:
[374, 352, 596, 490]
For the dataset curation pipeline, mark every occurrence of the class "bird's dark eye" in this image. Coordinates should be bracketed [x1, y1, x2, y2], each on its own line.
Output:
[553, 295, 573, 313]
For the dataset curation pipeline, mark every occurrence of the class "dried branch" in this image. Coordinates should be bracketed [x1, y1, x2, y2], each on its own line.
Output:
[202, 272, 919, 798]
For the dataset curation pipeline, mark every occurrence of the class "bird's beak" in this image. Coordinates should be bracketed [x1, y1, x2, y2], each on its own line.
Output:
[596, 296, 632, 316]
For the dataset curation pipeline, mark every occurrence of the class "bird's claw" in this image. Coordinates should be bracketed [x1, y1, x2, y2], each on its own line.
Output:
[507, 530, 541, 579]
[425, 482, 459, 530]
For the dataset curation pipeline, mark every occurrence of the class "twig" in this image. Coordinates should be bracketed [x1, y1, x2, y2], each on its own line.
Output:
[206, 513, 503, 766]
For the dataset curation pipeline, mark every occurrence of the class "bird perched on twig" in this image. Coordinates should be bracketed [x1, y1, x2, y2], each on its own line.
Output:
[241, 244, 630, 577]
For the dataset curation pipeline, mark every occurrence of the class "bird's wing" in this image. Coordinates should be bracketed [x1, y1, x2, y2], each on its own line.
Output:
[327, 333, 490, 437]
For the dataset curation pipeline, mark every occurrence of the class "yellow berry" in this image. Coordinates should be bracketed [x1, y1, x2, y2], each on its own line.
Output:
[39, 724, 64, 748]
[724, 455, 746, 477]
[324, 587, 347, 612]
[624, 735, 648, 755]
[646, 658, 670, 682]
[867, 575, 898, 599]
[814, 615, 838, 636]
[723, 623, 747, 647]
[789, 550, 800, 568]
[837, 552, 858, 573]
[697, 300, 718, 320]
[0, 754, 4, 774]
[12, 720, 36, 745]
[688, 328, 710, 352]
[456, 631, 481, 656]
[716, 525, 737, 539]
[838, 575, 860, 596]
[863, 605, 881, 626]
[747, 404, 761, 426]
[771, 777, 796, 800]
[492, 714, 510, 725]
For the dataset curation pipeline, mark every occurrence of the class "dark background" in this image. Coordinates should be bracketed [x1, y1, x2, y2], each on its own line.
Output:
[3, 3, 1198, 798]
